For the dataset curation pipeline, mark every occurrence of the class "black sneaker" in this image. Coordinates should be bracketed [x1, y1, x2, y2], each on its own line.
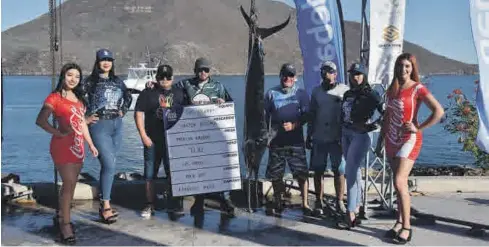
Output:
[303, 207, 313, 216]
[167, 197, 185, 219]
[274, 194, 284, 215]
[314, 200, 324, 215]
[190, 202, 204, 217]
[220, 198, 235, 217]
[175, 197, 185, 215]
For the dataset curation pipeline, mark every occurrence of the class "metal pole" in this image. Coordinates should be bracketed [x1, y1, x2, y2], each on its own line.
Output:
[49, 0, 59, 226]
[360, 0, 369, 66]
[360, 0, 369, 218]
[360, 0, 366, 62]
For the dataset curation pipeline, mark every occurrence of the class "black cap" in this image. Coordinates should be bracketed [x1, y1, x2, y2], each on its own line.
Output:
[348, 62, 367, 75]
[194, 57, 212, 70]
[279, 63, 296, 77]
[156, 64, 173, 80]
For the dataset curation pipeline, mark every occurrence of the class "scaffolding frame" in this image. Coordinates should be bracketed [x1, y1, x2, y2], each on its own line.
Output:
[359, 0, 395, 218]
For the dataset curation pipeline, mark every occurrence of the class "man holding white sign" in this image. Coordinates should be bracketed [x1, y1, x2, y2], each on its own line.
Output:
[174, 57, 236, 217]
[135, 64, 189, 219]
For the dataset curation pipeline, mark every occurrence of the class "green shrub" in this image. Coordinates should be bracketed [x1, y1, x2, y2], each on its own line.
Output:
[443, 80, 489, 170]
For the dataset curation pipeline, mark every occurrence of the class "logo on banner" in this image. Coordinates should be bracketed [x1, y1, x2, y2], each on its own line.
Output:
[294, 0, 345, 95]
[383, 25, 400, 42]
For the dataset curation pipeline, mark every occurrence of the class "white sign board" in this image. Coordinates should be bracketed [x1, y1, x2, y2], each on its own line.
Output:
[166, 103, 242, 196]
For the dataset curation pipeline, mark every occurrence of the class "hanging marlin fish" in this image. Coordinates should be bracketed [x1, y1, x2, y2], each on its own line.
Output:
[240, 2, 290, 212]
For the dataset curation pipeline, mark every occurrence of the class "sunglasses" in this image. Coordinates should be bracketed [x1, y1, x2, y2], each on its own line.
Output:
[158, 76, 173, 81]
[282, 72, 295, 78]
[197, 68, 210, 73]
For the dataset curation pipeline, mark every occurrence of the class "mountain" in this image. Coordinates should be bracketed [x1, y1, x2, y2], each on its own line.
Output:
[1, 0, 478, 76]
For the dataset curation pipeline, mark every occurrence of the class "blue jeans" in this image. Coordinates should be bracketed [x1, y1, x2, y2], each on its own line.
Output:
[143, 140, 169, 181]
[310, 141, 345, 175]
[89, 118, 123, 201]
[342, 127, 370, 213]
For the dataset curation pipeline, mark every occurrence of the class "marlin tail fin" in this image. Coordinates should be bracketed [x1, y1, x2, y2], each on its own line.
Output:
[239, 5, 291, 39]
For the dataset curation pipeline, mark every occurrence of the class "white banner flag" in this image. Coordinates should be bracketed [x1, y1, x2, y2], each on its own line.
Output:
[469, 0, 489, 152]
[368, 0, 406, 87]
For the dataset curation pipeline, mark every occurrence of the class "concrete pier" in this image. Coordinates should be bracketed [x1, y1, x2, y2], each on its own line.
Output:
[2, 179, 489, 245]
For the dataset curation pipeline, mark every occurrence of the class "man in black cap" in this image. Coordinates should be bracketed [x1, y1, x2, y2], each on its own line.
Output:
[135, 64, 189, 219]
[174, 57, 235, 217]
[175, 57, 232, 104]
[263, 63, 312, 216]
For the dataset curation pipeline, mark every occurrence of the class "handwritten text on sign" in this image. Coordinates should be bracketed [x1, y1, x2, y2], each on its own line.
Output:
[166, 103, 242, 196]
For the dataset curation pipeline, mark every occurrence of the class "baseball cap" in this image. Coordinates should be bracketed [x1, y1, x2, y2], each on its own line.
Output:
[321, 61, 337, 73]
[194, 57, 212, 70]
[96, 48, 114, 61]
[156, 64, 173, 80]
[348, 62, 367, 75]
[279, 63, 296, 77]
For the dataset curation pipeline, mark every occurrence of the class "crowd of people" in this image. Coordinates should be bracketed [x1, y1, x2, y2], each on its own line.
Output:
[36, 49, 444, 245]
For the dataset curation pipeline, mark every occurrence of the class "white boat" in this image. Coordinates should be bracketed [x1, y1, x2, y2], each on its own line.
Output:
[124, 63, 157, 110]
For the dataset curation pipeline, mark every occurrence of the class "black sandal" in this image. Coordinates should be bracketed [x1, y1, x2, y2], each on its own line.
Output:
[384, 221, 402, 238]
[302, 207, 313, 216]
[57, 219, 76, 245]
[336, 215, 360, 230]
[393, 228, 412, 245]
[53, 214, 76, 233]
[99, 207, 118, 224]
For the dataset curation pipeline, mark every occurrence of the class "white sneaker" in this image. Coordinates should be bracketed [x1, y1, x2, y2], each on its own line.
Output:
[337, 201, 347, 214]
[140, 204, 155, 218]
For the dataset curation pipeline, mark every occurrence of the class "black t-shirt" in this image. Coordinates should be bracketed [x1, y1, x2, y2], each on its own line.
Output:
[135, 85, 188, 140]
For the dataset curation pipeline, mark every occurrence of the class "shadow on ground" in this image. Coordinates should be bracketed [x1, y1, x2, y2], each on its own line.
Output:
[1, 203, 166, 246]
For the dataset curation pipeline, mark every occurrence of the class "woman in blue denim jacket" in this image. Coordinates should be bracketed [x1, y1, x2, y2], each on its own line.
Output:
[337, 62, 384, 229]
[83, 48, 132, 224]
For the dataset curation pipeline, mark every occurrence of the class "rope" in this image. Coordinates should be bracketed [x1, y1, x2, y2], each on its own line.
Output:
[58, 0, 63, 66]
[49, 0, 56, 90]
[48, 0, 60, 217]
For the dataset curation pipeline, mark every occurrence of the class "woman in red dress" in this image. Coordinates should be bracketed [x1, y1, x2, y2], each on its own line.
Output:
[36, 63, 98, 245]
[378, 53, 444, 244]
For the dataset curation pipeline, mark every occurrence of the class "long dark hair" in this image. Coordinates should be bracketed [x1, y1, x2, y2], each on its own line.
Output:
[348, 71, 370, 90]
[387, 53, 420, 97]
[54, 63, 87, 106]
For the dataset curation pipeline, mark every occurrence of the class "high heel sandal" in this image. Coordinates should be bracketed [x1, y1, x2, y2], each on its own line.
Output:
[336, 215, 359, 230]
[99, 205, 118, 224]
[53, 214, 76, 233]
[384, 221, 402, 238]
[393, 228, 412, 245]
[57, 218, 76, 245]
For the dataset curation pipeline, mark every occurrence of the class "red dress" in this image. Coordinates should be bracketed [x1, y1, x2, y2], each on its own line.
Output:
[44, 93, 86, 165]
[385, 82, 430, 161]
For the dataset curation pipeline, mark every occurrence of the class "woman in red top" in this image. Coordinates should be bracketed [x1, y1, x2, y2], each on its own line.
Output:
[36, 63, 98, 245]
[378, 53, 444, 244]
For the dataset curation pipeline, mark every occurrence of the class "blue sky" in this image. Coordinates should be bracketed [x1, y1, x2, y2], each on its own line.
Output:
[1, 0, 477, 64]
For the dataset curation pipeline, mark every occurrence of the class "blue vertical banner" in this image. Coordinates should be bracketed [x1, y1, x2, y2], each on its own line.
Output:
[470, 0, 489, 152]
[293, 0, 346, 96]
